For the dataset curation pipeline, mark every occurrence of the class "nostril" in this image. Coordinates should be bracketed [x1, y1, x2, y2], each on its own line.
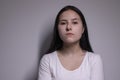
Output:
[66, 28, 69, 31]
[66, 27, 72, 31]
[66, 23, 72, 31]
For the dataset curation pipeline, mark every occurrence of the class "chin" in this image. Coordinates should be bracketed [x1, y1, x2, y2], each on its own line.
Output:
[63, 39, 79, 44]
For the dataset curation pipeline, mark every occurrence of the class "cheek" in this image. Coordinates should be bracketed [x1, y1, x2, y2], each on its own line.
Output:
[58, 26, 65, 37]
[74, 26, 84, 38]
[75, 26, 84, 33]
[58, 24, 67, 33]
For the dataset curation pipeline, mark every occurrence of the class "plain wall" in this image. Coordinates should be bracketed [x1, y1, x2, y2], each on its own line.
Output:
[0, 0, 120, 80]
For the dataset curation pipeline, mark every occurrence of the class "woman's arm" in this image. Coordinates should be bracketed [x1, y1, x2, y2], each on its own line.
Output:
[38, 55, 52, 80]
[91, 54, 104, 80]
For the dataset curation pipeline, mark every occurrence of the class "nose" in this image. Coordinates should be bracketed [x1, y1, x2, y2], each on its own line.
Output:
[66, 23, 72, 31]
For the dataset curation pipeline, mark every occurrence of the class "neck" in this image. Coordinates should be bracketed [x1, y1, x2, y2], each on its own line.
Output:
[60, 42, 83, 55]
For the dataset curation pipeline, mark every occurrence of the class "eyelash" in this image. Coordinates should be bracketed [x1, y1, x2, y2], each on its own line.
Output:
[72, 22, 78, 24]
[59, 22, 78, 25]
[60, 22, 66, 25]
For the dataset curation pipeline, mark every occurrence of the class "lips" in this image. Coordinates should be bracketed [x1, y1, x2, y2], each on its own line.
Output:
[65, 33, 74, 35]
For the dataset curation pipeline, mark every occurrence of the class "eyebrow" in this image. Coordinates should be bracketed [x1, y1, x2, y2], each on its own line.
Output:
[72, 18, 80, 21]
[59, 18, 80, 21]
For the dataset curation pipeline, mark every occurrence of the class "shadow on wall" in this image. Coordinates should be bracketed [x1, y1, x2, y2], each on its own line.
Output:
[25, 28, 53, 80]
[25, 67, 38, 80]
[39, 30, 53, 59]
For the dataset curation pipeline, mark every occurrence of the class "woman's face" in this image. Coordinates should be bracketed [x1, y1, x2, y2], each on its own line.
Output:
[58, 10, 84, 44]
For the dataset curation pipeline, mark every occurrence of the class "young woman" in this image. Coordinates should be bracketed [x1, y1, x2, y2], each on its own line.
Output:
[38, 5, 104, 80]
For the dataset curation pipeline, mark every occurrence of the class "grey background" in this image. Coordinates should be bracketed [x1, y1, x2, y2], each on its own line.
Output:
[0, 0, 120, 80]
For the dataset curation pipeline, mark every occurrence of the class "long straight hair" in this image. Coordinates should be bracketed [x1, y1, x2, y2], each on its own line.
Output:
[46, 5, 93, 54]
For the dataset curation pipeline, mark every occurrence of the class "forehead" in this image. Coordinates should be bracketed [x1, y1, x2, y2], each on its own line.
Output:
[59, 10, 80, 20]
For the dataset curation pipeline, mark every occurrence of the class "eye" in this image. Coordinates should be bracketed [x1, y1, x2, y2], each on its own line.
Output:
[59, 22, 67, 25]
[72, 21, 78, 24]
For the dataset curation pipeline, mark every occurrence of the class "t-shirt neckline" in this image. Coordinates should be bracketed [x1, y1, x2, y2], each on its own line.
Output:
[55, 51, 88, 72]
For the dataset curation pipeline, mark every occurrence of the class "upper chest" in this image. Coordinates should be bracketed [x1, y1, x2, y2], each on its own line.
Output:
[57, 53, 85, 71]
[49, 52, 91, 80]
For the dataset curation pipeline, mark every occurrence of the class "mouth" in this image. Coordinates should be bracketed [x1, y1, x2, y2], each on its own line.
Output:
[65, 33, 74, 35]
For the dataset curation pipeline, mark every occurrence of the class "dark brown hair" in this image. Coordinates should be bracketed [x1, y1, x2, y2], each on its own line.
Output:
[46, 5, 93, 54]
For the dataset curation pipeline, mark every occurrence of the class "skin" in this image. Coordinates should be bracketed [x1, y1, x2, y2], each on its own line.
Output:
[57, 10, 86, 71]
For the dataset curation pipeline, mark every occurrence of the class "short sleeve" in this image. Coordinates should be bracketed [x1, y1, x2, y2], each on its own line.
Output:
[38, 55, 52, 80]
[91, 54, 104, 80]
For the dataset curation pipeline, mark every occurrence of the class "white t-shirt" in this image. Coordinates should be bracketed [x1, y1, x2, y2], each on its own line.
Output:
[38, 51, 104, 80]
